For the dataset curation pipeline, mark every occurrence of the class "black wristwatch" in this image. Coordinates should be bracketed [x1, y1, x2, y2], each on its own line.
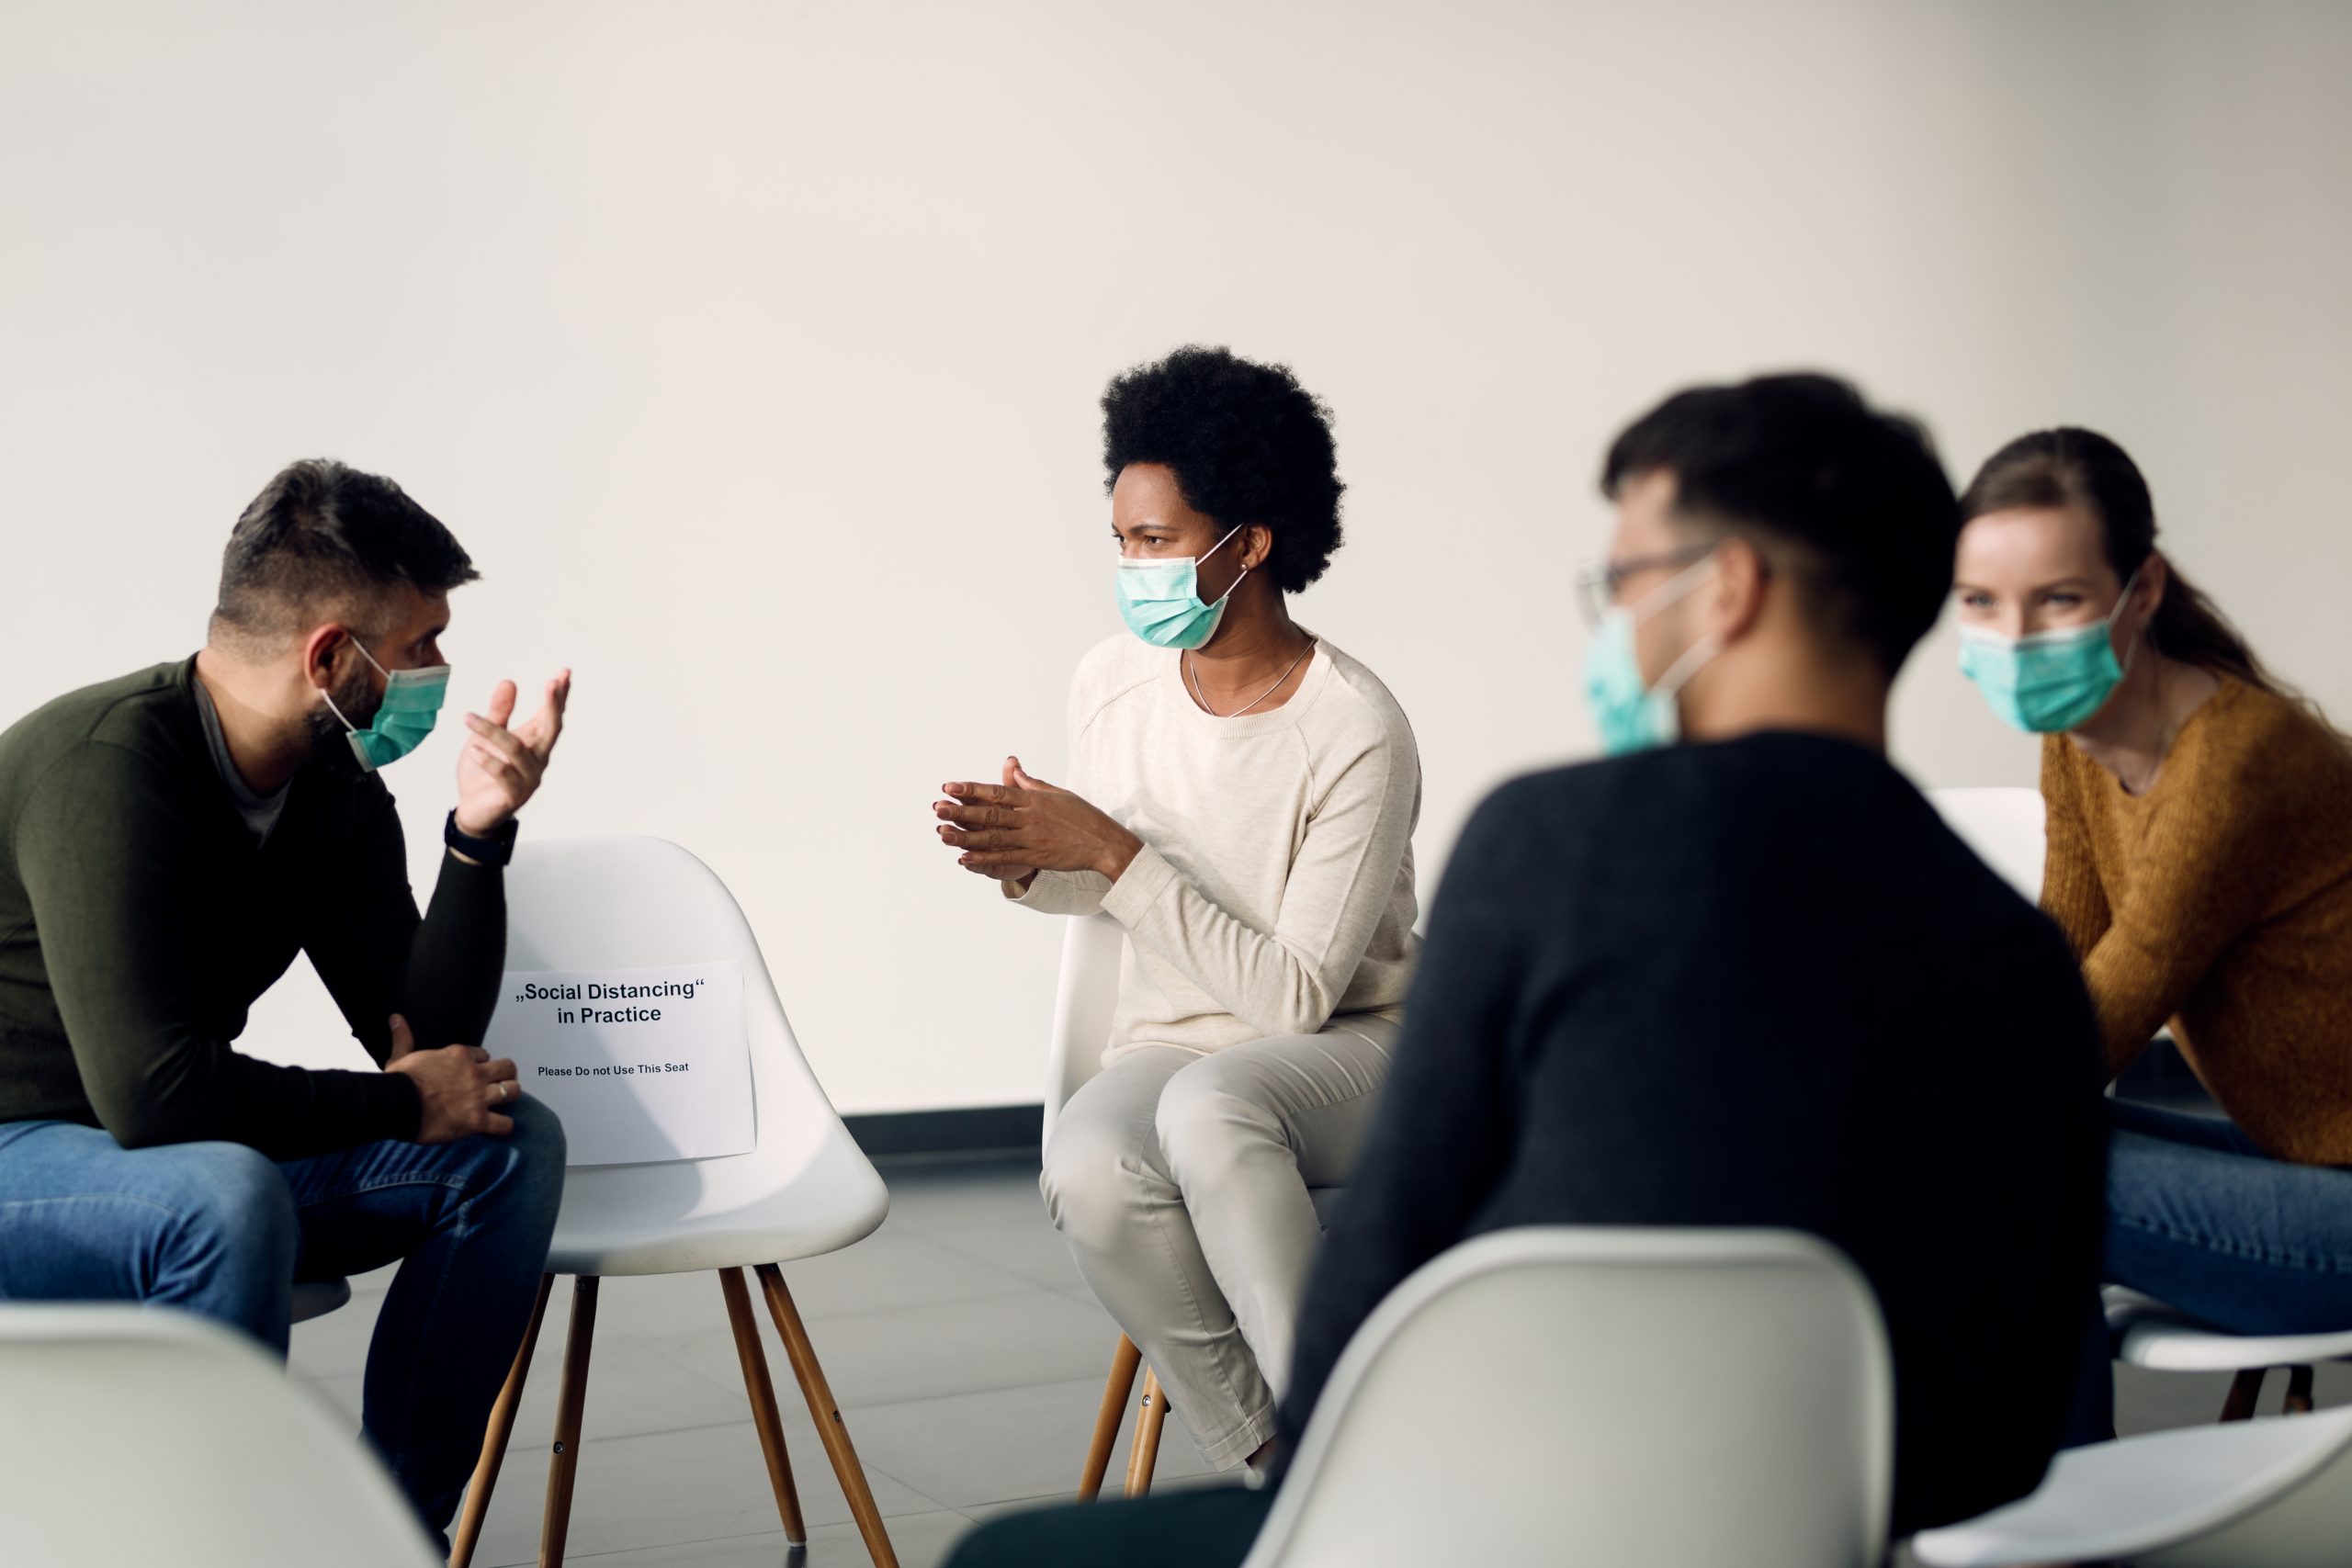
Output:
[445, 809, 519, 867]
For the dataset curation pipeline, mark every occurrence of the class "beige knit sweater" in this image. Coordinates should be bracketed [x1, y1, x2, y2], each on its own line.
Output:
[1012, 633, 1421, 1063]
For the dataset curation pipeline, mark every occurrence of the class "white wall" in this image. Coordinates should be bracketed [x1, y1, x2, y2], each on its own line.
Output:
[3, 1, 2346, 1113]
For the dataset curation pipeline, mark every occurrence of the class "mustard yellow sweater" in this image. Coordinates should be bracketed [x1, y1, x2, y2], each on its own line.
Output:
[2042, 677, 2352, 1164]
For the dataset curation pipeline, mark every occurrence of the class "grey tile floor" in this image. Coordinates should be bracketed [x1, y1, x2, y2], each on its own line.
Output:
[292, 1156, 1219, 1568]
[291, 1153, 2352, 1568]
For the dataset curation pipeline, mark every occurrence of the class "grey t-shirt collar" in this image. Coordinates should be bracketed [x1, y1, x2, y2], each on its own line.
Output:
[192, 676, 291, 846]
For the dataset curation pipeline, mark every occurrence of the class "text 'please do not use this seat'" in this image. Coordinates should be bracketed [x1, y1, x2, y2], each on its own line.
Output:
[447, 836, 899, 1568]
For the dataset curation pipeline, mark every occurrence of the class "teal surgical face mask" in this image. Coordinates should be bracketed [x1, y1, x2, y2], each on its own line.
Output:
[1115, 526, 1246, 650]
[1958, 568, 2142, 734]
[1580, 554, 1724, 756]
[321, 636, 449, 772]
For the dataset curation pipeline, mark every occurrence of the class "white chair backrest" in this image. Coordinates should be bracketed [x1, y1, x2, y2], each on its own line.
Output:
[1042, 912, 1125, 1156]
[0, 1305, 440, 1568]
[1927, 785, 2046, 903]
[1912, 1403, 2352, 1568]
[1241, 1227, 1894, 1568]
[498, 837, 884, 1267]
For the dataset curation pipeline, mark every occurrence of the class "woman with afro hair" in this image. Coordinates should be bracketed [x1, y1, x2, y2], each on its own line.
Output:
[934, 344, 1422, 1473]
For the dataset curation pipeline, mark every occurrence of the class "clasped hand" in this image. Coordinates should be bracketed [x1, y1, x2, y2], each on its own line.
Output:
[385, 1012, 522, 1143]
[934, 756, 1142, 884]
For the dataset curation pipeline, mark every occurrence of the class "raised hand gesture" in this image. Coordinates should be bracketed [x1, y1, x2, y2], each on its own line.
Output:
[455, 669, 571, 837]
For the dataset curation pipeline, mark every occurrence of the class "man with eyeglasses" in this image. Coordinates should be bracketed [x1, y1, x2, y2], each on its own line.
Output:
[946, 374, 2107, 1565]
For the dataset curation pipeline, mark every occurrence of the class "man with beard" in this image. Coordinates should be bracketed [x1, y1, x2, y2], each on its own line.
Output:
[0, 458, 571, 1547]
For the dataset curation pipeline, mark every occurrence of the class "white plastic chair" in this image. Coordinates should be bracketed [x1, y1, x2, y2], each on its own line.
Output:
[1042, 912, 1128, 1158]
[448, 837, 896, 1568]
[1925, 784, 2047, 903]
[1046, 913, 1174, 1496]
[0, 1304, 440, 1568]
[2107, 1290, 2352, 1424]
[1911, 1404, 2352, 1567]
[1238, 1227, 1893, 1568]
[1046, 912, 1350, 1498]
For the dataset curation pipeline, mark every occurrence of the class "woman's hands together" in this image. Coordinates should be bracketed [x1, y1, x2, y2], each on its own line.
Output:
[935, 756, 1143, 884]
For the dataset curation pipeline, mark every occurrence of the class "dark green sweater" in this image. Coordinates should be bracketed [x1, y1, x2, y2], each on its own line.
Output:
[0, 659, 506, 1158]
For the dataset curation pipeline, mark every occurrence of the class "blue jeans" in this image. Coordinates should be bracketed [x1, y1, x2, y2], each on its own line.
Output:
[2065, 1098, 2352, 1446]
[2106, 1099, 2352, 1333]
[0, 1097, 566, 1541]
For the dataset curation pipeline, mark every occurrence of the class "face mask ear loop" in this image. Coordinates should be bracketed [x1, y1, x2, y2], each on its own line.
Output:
[2107, 563, 2148, 678]
[1197, 525, 1249, 608]
[1627, 552, 1721, 625]
[344, 632, 392, 680]
[318, 684, 358, 736]
[1632, 552, 1726, 703]
[316, 630, 388, 735]
[1652, 629, 1726, 702]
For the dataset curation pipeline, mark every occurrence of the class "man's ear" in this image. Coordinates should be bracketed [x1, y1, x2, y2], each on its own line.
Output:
[1705, 536, 1771, 645]
[298, 623, 352, 692]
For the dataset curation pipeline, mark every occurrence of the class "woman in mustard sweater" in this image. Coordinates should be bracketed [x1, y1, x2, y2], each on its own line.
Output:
[1952, 427, 2352, 1354]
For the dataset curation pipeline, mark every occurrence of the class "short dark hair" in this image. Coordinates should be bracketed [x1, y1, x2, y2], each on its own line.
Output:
[1102, 345, 1346, 594]
[212, 459, 478, 645]
[1601, 373, 1958, 676]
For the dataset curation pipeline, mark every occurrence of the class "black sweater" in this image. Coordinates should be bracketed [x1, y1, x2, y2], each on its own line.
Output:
[1279, 733, 2107, 1536]
[0, 659, 506, 1158]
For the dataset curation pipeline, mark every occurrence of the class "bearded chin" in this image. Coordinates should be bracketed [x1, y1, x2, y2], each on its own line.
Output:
[304, 671, 383, 775]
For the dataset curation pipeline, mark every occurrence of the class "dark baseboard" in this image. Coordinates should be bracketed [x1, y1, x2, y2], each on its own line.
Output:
[843, 1040, 2205, 1164]
[844, 1103, 1043, 1163]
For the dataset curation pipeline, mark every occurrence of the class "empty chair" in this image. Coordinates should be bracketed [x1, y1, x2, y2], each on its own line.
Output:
[0, 1304, 440, 1568]
[1238, 1227, 1893, 1568]
[1911, 1405, 2352, 1567]
[447, 837, 897, 1568]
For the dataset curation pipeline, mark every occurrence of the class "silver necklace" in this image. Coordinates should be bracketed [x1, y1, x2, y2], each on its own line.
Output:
[1186, 637, 1314, 718]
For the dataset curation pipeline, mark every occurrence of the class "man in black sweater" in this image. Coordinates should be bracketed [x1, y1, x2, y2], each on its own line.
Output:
[0, 460, 572, 1545]
[947, 375, 2107, 1565]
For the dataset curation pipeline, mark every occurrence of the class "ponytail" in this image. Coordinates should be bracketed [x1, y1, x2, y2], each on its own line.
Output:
[2146, 567, 2272, 690]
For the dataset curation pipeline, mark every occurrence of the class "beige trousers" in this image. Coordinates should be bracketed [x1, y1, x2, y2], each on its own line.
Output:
[1039, 1018, 1397, 1467]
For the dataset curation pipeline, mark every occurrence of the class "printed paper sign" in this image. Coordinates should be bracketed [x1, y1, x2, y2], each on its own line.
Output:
[489, 960, 753, 1167]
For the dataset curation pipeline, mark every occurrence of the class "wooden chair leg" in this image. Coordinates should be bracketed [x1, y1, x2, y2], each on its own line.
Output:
[538, 1277, 600, 1568]
[449, 1273, 554, 1568]
[2221, 1367, 2267, 1422]
[719, 1268, 808, 1545]
[2286, 1364, 2317, 1415]
[754, 1263, 900, 1568]
[1080, 1335, 1143, 1499]
[1123, 1369, 1166, 1498]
